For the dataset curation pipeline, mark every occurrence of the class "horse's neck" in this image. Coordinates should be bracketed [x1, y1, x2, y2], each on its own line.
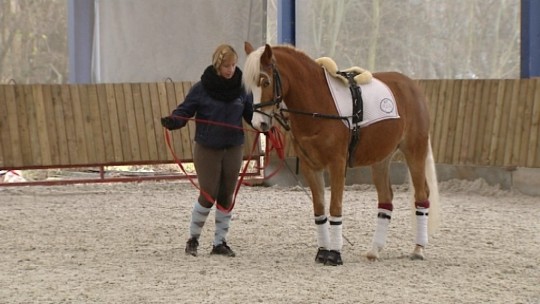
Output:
[278, 58, 333, 112]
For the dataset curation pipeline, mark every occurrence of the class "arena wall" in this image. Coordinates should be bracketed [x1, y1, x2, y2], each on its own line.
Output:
[0, 79, 538, 193]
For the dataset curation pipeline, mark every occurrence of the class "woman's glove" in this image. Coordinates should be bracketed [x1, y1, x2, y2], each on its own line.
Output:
[161, 116, 183, 130]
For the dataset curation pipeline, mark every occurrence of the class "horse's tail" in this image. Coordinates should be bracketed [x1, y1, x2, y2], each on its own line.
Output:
[409, 137, 441, 236]
[425, 137, 441, 235]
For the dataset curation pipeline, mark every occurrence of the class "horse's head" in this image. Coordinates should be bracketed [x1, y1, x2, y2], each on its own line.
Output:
[243, 42, 283, 132]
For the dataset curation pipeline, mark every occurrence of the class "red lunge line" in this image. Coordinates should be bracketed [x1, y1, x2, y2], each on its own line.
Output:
[163, 116, 286, 213]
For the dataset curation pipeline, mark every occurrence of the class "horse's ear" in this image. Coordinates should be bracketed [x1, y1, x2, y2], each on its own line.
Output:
[244, 42, 254, 55]
[261, 44, 273, 66]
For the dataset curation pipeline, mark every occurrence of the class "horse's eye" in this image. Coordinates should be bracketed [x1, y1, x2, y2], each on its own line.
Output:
[258, 76, 270, 88]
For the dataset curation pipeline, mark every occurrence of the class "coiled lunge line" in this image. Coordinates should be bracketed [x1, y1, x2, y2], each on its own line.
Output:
[163, 116, 287, 213]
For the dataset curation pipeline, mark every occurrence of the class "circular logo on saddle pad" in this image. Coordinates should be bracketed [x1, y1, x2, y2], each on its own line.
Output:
[380, 98, 395, 113]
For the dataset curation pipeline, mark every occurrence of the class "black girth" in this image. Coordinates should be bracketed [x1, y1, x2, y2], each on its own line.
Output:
[337, 71, 363, 167]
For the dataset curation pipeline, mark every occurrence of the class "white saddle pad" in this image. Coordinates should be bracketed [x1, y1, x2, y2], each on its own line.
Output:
[323, 69, 400, 128]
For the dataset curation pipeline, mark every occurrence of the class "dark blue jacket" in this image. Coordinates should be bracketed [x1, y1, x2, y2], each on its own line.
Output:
[171, 82, 253, 149]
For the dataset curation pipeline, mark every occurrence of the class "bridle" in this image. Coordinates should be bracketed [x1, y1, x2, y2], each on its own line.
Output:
[253, 64, 283, 110]
[252, 64, 290, 130]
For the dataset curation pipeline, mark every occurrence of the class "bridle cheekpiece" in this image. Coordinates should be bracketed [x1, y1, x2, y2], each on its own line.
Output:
[252, 64, 290, 130]
[252, 64, 283, 112]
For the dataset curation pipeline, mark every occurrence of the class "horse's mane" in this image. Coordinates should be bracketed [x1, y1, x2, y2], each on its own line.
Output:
[242, 46, 266, 93]
[243, 44, 317, 93]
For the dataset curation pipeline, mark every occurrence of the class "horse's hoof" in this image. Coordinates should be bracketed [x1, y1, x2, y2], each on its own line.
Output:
[410, 253, 425, 260]
[410, 245, 425, 260]
[324, 250, 343, 266]
[366, 247, 382, 261]
[366, 251, 380, 261]
[315, 248, 330, 264]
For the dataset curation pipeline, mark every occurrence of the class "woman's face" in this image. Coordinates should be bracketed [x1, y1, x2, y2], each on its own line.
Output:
[218, 58, 237, 79]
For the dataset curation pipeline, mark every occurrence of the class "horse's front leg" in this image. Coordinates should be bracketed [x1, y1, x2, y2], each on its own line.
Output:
[323, 159, 347, 266]
[298, 164, 330, 264]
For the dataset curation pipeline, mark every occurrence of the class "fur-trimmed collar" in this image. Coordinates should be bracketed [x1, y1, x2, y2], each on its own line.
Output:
[201, 65, 243, 102]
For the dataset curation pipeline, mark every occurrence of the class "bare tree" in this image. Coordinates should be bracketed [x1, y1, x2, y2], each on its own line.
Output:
[296, 0, 519, 79]
[0, 0, 67, 84]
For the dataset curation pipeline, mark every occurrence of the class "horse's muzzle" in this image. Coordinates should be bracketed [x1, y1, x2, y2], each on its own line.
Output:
[251, 111, 273, 132]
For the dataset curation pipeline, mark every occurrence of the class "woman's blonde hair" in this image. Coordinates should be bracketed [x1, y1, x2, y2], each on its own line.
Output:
[212, 44, 238, 70]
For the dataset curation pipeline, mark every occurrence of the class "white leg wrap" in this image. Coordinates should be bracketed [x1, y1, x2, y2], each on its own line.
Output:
[415, 208, 429, 247]
[328, 216, 343, 251]
[372, 209, 392, 250]
[314, 215, 330, 249]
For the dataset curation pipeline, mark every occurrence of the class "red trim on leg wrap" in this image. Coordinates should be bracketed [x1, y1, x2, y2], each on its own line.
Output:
[415, 200, 430, 208]
[378, 202, 393, 211]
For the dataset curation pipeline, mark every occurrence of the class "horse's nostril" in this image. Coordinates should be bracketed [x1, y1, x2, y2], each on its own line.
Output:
[260, 122, 270, 132]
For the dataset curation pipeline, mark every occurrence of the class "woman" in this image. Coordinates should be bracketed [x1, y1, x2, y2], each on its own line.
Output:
[161, 44, 253, 257]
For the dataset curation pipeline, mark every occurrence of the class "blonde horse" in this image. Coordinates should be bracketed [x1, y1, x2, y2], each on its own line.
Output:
[243, 42, 440, 265]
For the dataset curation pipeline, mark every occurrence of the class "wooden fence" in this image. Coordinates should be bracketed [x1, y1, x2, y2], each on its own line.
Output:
[1, 79, 539, 171]
[0, 82, 260, 170]
[421, 79, 539, 168]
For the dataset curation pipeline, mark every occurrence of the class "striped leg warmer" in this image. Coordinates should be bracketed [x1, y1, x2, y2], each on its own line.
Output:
[214, 208, 232, 246]
[189, 201, 211, 239]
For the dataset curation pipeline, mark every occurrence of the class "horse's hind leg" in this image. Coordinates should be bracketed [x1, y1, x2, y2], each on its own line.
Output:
[366, 156, 394, 261]
[401, 139, 431, 260]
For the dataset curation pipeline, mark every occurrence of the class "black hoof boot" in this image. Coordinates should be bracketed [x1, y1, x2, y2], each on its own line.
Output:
[315, 248, 330, 264]
[324, 250, 343, 266]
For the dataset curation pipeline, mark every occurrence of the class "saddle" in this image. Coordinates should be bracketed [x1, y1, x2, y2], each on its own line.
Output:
[315, 57, 373, 85]
[315, 57, 372, 167]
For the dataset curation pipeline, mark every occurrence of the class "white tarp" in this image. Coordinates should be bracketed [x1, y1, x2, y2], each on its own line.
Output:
[92, 0, 265, 83]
